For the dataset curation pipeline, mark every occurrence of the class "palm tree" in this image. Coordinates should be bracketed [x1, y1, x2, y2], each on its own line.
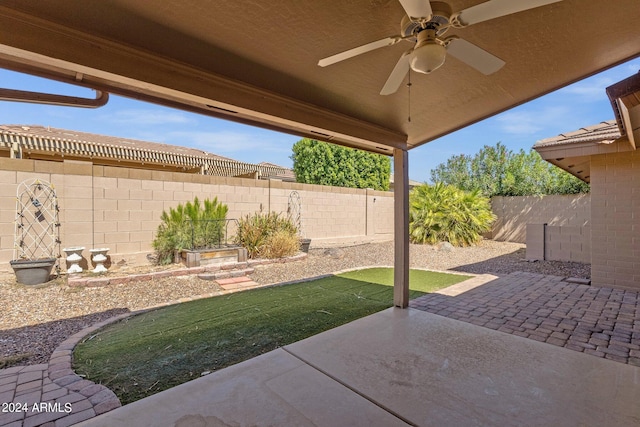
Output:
[409, 183, 496, 246]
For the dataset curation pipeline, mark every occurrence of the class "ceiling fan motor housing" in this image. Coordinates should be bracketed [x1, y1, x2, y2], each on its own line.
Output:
[400, 1, 453, 38]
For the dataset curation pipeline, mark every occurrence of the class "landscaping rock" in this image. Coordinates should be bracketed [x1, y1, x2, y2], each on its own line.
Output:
[436, 242, 454, 252]
[323, 248, 345, 259]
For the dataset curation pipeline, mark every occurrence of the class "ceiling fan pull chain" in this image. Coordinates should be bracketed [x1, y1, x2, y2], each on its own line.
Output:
[407, 69, 412, 123]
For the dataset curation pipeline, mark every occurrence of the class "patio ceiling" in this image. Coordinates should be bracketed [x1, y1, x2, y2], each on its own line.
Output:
[0, 1, 639, 155]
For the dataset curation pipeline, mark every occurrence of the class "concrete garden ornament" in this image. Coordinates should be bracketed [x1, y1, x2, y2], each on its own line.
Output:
[90, 248, 110, 273]
[63, 247, 85, 273]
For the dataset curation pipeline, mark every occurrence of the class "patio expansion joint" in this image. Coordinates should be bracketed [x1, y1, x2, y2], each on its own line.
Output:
[281, 346, 417, 427]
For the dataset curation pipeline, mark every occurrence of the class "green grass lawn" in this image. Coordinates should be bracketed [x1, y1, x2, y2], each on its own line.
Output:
[73, 268, 470, 404]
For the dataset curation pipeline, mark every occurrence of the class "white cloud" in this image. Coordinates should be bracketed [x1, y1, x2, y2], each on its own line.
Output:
[558, 76, 616, 101]
[103, 109, 195, 125]
[558, 61, 640, 102]
[623, 61, 640, 75]
[166, 130, 293, 156]
[494, 106, 572, 135]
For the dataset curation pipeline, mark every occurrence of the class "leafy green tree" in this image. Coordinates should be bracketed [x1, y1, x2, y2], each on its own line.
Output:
[291, 138, 391, 191]
[409, 183, 496, 246]
[430, 142, 589, 196]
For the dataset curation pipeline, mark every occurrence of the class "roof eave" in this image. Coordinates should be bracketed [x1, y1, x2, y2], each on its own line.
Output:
[606, 71, 640, 150]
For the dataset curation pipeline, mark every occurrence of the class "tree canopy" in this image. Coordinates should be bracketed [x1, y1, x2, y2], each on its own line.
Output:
[430, 142, 590, 197]
[291, 138, 391, 191]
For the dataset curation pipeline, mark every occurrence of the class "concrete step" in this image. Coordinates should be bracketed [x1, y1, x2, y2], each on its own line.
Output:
[196, 267, 255, 282]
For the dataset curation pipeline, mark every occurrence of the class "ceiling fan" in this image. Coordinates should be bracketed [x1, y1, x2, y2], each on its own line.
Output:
[318, 0, 563, 95]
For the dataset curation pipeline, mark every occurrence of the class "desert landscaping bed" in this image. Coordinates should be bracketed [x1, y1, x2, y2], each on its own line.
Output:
[0, 240, 589, 368]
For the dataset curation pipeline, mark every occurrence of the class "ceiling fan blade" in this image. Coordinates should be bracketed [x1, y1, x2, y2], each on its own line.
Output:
[454, 0, 562, 26]
[380, 51, 412, 95]
[318, 36, 402, 67]
[446, 38, 505, 75]
[398, 0, 432, 19]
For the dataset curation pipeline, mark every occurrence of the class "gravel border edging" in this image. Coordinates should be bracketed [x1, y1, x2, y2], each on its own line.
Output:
[67, 252, 308, 287]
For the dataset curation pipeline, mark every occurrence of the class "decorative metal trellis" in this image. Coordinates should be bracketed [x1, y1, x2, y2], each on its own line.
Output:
[13, 178, 61, 269]
[287, 191, 303, 237]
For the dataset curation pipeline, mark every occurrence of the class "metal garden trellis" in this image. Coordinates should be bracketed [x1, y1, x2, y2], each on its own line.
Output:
[288, 190, 311, 252]
[11, 178, 61, 284]
[287, 191, 302, 236]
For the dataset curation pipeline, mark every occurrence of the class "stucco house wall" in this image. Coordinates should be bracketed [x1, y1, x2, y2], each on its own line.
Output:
[589, 150, 640, 290]
[531, 70, 640, 290]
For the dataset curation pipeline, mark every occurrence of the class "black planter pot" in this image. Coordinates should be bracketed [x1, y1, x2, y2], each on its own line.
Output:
[300, 238, 311, 253]
[10, 258, 56, 285]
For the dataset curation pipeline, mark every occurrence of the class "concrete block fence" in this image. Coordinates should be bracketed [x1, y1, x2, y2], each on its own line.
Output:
[0, 158, 393, 271]
[491, 194, 591, 244]
[1, 157, 597, 277]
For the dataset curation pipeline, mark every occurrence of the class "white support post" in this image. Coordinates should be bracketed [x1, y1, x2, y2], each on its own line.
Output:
[393, 148, 410, 308]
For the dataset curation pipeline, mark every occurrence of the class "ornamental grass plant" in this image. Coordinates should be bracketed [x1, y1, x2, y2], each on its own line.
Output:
[234, 212, 298, 259]
[152, 197, 228, 264]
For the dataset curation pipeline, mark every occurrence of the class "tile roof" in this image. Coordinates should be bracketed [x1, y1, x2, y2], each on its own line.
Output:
[0, 125, 286, 178]
[258, 162, 296, 181]
[534, 120, 621, 148]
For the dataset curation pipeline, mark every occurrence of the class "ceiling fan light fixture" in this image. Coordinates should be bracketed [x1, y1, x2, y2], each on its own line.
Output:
[410, 42, 446, 74]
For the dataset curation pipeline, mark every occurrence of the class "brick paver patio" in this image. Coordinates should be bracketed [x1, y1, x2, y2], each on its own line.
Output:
[411, 271, 640, 366]
[0, 323, 123, 427]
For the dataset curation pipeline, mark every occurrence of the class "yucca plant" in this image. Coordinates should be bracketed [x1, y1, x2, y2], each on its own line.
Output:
[152, 197, 228, 264]
[234, 212, 298, 259]
[409, 183, 495, 247]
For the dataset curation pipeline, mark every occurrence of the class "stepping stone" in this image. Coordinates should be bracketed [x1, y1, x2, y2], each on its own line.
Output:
[216, 276, 252, 286]
[198, 268, 255, 282]
[220, 281, 259, 291]
[197, 273, 218, 281]
[218, 277, 259, 290]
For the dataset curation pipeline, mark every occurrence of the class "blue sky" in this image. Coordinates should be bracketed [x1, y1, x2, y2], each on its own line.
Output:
[1, 57, 638, 183]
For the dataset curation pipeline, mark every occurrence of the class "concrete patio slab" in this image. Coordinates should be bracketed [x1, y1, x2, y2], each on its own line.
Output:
[75, 348, 407, 427]
[76, 307, 640, 427]
[287, 308, 640, 427]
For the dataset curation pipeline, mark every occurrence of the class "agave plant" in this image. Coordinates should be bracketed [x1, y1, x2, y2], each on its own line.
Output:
[409, 183, 495, 247]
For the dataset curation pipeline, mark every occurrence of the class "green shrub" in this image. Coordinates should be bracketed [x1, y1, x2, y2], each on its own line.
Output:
[409, 183, 496, 247]
[234, 212, 298, 259]
[152, 197, 228, 264]
[260, 230, 301, 259]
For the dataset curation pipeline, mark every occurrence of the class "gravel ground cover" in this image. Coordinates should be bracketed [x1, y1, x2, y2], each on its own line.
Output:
[250, 240, 589, 285]
[0, 240, 589, 368]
